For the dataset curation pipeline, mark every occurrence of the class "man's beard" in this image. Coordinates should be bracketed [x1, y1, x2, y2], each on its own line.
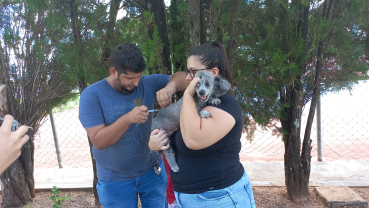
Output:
[113, 78, 134, 94]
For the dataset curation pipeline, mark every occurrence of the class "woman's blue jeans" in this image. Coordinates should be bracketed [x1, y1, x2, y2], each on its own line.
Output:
[174, 170, 256, 208]
[96, 159, 167, 208]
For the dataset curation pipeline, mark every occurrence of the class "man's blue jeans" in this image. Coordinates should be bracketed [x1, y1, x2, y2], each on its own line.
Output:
[174, 170, 256, 208]
[96, 159, 167, 208]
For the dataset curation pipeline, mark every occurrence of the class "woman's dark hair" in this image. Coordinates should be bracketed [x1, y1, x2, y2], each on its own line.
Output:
[109, 43, 147, 74]
[188, 41, 232, 85]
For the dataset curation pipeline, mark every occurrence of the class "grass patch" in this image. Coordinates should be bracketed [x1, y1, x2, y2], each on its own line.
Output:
[53, 94, 80, 113]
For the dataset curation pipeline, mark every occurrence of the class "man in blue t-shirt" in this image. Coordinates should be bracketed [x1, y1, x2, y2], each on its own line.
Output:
[79, 43, 189, 208]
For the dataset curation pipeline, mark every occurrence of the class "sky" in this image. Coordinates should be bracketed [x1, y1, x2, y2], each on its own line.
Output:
[117, 0, 171, 19]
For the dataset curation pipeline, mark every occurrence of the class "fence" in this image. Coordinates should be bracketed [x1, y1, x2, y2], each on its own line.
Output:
[34, 81, 369, 169]
[34, 107, 91, 168]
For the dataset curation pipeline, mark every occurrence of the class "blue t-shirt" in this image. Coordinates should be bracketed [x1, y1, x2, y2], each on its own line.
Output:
[79, 74, 170, 181]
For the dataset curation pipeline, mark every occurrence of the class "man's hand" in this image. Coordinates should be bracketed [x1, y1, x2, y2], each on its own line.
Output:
[0, 115, 30, 174]
[156, 83, 176, 108]
[126, 105, 150, 124]
[149, 129, 170, 151]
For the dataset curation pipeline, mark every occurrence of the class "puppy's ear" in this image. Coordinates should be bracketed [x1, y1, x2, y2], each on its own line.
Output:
[213, 76, 231, 98]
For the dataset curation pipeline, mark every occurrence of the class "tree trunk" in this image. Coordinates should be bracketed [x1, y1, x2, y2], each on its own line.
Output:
[169, 0, 187, 72]
[0, 161, 33, 207]
[79, 85, 100, 206]
[282, 83, 309, 202]
[200, 0, 212, 44]
[280, 0, 314, 202]
[188, 0, 201, 49]
[101, 0, 122, 66]
[70, 0, 100, 205]
[284, 0, 337, 201]
[87, 136, 100, 206]
[145, 0, 172, 74]
[227, 0, 237, 71]
[0, 85, 34, 207]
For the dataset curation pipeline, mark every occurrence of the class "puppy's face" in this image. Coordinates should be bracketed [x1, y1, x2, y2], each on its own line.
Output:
[194, 71, 215, 102]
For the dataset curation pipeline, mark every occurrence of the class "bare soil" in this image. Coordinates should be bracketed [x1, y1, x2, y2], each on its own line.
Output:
[0, 187, 368, 208]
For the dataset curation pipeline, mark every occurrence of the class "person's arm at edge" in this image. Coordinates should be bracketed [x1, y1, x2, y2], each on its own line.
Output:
[157, 71, 190, 108]
[0, 115, 29, 174]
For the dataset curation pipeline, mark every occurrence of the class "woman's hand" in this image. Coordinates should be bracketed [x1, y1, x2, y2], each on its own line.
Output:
[149, 129, 170, 151]
[184, 76, 201, 97]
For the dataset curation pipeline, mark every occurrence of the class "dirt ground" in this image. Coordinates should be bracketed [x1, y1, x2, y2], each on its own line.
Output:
[1, 187, 368, 208]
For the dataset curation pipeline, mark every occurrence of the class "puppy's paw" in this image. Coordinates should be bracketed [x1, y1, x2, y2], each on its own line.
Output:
[171, 165, 180, 172]
[199, 111, 211, 118]
[211, 98, 221, 105]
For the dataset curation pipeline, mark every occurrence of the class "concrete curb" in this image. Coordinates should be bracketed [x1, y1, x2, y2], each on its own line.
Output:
[315, 186, 368, 208]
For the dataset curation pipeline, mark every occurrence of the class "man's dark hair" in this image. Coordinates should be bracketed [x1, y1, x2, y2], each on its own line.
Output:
[109, 43, 147, 74]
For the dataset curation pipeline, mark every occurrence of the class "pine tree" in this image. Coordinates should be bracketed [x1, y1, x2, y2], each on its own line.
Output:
[0, 1, 73, 206]
[233, 0, 369, 201]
